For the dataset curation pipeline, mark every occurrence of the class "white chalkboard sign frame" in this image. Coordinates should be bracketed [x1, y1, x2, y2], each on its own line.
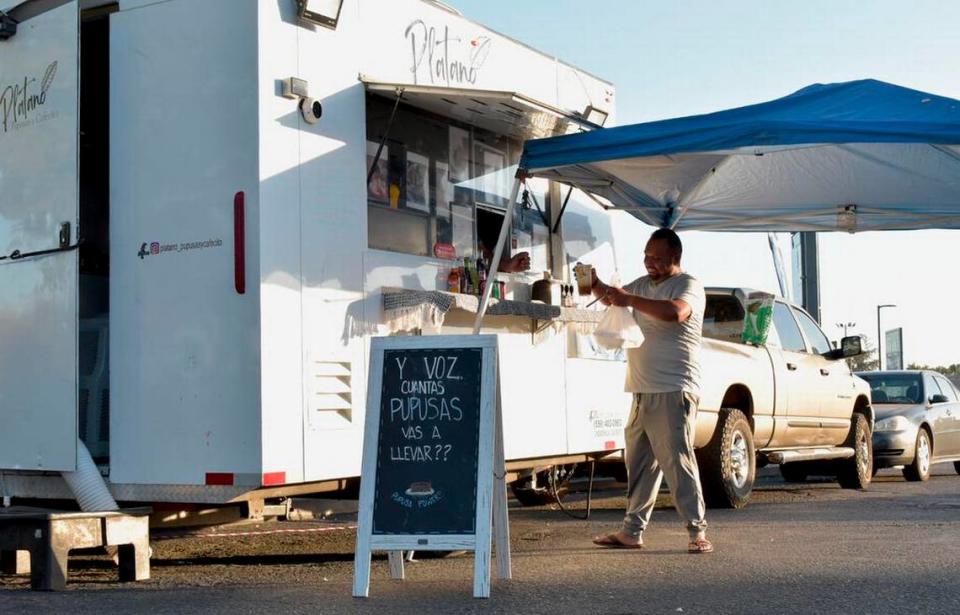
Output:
[353, 334, 510, 599]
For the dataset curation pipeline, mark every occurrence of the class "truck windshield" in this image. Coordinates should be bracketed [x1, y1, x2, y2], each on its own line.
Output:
[858, 373, 923, 404]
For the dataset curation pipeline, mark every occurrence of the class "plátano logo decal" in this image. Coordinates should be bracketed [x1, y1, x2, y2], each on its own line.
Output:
[1, 60, 59, 133]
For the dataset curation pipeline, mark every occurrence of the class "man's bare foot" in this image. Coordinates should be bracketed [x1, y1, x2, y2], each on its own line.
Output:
[688, 536, 714, 553]
[592, 531, 643, 549]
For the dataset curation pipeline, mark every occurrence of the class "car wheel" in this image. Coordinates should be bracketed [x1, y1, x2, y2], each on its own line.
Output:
[779, 463, 808, 483]
[697, 408, 755, 509]
[510, 465, 573, 506]
[902, 429, 931, 482]
[837, 413, 872, 489]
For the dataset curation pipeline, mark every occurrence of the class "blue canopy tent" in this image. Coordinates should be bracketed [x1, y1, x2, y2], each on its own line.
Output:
[518, 79, 960, 232]
[474, 80, 960, 331]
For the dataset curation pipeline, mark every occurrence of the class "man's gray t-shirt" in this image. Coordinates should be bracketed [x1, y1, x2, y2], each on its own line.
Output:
[623, 272, 705, 396]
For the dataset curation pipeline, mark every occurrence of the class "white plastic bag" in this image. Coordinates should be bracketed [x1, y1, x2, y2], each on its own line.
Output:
[593, 306, 644, 350]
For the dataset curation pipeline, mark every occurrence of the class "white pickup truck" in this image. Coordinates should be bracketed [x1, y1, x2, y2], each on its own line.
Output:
[692, 288, 874, 508]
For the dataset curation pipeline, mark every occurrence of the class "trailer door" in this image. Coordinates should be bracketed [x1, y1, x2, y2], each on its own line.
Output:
[0, 0, 80, 470]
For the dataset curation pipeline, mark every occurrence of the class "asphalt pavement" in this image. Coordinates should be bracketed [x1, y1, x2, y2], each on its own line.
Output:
[2, 465, 959, 615]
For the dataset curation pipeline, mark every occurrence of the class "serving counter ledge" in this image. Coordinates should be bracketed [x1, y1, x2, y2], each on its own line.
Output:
[381, 287, 603, 338]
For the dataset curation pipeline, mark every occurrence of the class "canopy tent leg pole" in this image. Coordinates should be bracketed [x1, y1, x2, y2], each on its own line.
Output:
[473, 175, 524, 334]
[767, 233, 791, 300]
[551, 186, 574, 234]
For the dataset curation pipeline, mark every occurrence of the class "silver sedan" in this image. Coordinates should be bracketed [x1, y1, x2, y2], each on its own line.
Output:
[856, 370, 960, 481]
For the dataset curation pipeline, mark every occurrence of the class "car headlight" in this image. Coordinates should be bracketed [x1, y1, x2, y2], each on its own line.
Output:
[874, 416, 911, 432]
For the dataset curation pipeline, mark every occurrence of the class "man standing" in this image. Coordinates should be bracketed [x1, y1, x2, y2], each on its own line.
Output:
[590, 228, 712, 553]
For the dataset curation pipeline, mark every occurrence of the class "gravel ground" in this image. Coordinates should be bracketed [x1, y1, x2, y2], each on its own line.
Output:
[2, 466, 959, 614]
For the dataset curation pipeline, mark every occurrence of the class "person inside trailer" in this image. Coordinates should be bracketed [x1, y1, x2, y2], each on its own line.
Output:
[477, 208, 531, 274]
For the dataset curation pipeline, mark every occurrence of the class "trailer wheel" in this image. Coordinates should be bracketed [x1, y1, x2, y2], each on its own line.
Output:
[697, 408, 755, 509]
[510, 465, 574, 507]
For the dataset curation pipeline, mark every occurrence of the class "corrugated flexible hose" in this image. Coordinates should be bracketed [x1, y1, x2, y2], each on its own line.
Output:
[62, 438, 118, 512]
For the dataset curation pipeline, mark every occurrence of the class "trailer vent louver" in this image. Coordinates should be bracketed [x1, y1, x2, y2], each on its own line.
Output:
[310, 360, 353, 428]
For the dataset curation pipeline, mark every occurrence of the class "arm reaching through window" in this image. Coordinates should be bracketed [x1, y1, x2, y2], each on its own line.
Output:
[479, 241, 530, 273]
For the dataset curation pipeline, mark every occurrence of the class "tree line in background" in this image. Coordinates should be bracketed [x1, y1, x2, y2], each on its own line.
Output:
[906, 363, 960, 388]
[906, 363, 960, 377]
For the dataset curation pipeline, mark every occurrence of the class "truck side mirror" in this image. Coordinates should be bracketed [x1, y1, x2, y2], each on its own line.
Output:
[929, 394, 949, 404]
[826, 335, 862, 360]
[841, 335, 862, 358]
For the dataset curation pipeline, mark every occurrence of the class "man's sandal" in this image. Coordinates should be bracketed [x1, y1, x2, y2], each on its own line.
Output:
[592, 533, 643, 549]
[687, 537, 714, 553]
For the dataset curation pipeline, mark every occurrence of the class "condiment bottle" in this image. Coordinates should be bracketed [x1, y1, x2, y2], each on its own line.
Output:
[477, 257, 487, 296]
[447, 267, 460, 293]
[462, 257, 472, 294]
[466, 258, 479, 294]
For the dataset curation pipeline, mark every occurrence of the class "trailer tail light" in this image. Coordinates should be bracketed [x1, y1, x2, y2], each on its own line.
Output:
[205, 472, 235, 486]
[204, 472, 287, 486]
[234, 191, 246, 294]
[604, 440, 617, 450]
[261, 472, 286, 486]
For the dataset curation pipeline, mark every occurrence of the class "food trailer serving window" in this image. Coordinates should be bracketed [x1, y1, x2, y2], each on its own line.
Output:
[364, 81, 585, 271]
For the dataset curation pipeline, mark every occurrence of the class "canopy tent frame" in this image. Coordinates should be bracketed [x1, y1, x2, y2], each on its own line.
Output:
[473, 80, 960, 332]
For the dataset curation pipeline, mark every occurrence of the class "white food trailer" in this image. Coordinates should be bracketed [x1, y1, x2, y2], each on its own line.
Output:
[0, 0, 641, 509]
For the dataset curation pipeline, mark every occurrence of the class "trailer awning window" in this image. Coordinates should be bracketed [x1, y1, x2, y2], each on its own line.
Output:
[361, 77, 599, 141]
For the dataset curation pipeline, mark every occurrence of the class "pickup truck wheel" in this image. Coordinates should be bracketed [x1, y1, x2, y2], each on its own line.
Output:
[697, 408, 755, 509]
[837, 413, 872, 489]
[779, 463, 808, 483]
[902, 428, 931, 482]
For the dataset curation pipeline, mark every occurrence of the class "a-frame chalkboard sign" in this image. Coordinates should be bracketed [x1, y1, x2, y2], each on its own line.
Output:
[353, 335, 511, 599]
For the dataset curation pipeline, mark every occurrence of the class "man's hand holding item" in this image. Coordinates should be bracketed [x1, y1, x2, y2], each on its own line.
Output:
[600, 285, 633, 307]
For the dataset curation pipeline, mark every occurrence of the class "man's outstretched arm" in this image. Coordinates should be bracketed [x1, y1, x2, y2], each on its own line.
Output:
[592, 276, 691, 323]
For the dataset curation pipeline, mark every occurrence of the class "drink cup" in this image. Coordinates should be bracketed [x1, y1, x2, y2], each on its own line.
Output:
[574, 262, 592, 295]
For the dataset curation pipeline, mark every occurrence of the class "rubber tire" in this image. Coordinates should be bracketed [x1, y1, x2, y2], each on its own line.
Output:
[902, 429, 931, 482]
[510, 466, 571, 507]
[954, 461, 960, 475]
[697, 408, 755, 509]
[837, 413, 873, 489]
[779, 463, 809, 483]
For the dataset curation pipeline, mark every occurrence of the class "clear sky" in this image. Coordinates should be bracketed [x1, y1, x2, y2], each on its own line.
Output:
[450, 0, 960, 367]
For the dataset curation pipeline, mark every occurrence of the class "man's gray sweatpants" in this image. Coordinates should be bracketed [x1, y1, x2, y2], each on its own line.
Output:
[621, 391, 707, 539]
